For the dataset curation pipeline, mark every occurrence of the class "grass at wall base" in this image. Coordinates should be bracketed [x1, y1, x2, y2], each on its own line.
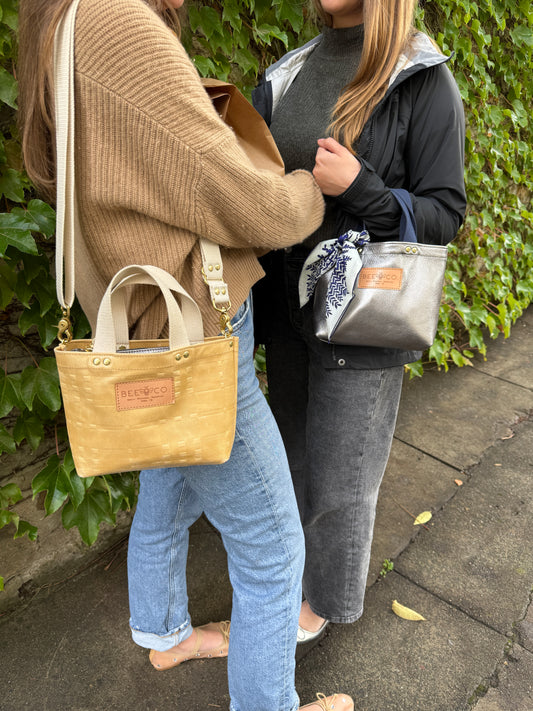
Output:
[0, 0, 531, 589]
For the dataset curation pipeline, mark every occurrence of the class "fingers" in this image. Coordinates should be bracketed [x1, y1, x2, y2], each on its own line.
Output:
[312, 140, 361, 196]
[317, 136, 348, 155]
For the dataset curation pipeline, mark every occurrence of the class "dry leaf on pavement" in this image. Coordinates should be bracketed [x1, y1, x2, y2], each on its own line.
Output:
[414, 511, 432, 525]
[392, 600, 426, 621]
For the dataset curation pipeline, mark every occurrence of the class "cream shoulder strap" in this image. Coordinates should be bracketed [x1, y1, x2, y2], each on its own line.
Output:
[53, 0, 232, 339]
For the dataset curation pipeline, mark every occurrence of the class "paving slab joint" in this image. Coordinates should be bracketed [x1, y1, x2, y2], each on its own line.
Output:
[468, 590, 533, 708]
[467, 638, 515, 707]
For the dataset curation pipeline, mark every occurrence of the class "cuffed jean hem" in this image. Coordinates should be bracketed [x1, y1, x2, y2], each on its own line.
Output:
[130, 617, 193, 651]
[306, 597, 363, 625]
[230, 702, 300, 711]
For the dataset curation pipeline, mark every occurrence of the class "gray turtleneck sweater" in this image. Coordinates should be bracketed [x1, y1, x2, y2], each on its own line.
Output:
[269, 23, 364, 248]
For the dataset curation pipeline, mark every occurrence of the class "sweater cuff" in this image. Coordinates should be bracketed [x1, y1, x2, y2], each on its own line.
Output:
[284, 169, 326, 229]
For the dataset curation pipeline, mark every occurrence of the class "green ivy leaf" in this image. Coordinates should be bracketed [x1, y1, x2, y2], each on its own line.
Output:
[102, 472, 137, 514]
[196, 6, 222, 41]
[20, 358, 61, 412]
[192, 55, 217, 77]
[254, 23, 289, 47]
[0, 509, 18, 529]
[0, 260, 14, 307]
[233, 47, 259, 76]
[13, 411, 45, 451]
[0, 483, 23, 508]
[25, 200, 56, 238]
[509, 25, 533, 48]
[222, 0, 242, 30]
[0, 209, 39, 232]
[1, 0, 19, 31]
[0, 168, 25, 202]
[0, 421, 16, 455]
[32, 454, 71, 515]
[0, 66, 18, 108]
[0, 227, 38, 256]
[19, 253, 50, 283]
[61, 449, 88, 510]
[19, 301, 61, 348]
[62, 490, 116, 546]
[0, 368, 21, 417]
[33, 276, 56, 316]
[275, 0, 305, 33]
[406, 360, 424, 378]
[14, 519, 38, 541]
[14, 270, 34, 307]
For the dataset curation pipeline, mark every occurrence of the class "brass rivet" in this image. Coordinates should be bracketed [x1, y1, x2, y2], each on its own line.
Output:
[215, 264, 221, 271]
[405, 246, 411, 253]
[412, 247, 418, 253]
[92, 357, 101, 366]
[229, 341, 234, 348]
[215, 288, 220, 295]
[208, 265, 214, 272]
[222, 289, 226, 295]
[118, 345, 127, 351]
[184, 351, 190, 358]
[176, 354, 181, 361]
[103, 358, 111, 366]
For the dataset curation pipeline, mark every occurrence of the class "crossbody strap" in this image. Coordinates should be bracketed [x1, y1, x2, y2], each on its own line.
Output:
[53, 0, 232, 341]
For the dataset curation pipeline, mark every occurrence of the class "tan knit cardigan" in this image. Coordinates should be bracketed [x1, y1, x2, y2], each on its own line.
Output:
[72, 0, 324, 339]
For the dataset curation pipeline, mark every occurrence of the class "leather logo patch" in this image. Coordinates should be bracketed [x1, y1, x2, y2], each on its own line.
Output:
[358, 268, 403, 290]
[115, 378, 174, 411]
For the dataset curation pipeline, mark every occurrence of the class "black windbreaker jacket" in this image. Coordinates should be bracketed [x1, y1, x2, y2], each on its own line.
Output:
[251, 32, 467, 367]
[252, 31, 467, 246]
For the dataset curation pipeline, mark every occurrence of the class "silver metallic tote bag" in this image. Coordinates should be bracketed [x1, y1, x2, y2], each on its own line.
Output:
[299, 189, 448, 351]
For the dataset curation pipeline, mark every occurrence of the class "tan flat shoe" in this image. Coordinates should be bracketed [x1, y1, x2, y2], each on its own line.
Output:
[149, 620, 230, 671]
[300, 692, 354, 710]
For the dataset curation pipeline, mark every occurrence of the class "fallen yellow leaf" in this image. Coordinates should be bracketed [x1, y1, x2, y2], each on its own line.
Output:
[392, 600, 426, 621]
[414, 511, 432, 525]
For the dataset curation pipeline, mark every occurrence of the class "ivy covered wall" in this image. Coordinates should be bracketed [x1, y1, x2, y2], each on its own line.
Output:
[0, 0, 532, 595]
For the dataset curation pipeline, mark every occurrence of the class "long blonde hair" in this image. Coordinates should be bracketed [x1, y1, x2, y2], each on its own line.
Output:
[313, 0, 418, 152]
[18, 0, 180, 201]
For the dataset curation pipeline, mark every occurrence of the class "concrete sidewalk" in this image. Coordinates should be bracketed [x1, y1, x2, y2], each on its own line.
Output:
[1, 308, 532, 710]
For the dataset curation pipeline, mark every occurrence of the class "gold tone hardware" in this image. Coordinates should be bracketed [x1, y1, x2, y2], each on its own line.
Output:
[221, 289, 226, 295]
[184, 351, 190, 359]
[103, 358, 111, 366]
[176, 354, 182, 361]
[208, 265, 214, 272]
[215, 288, 220, 295]
[412, 247, 418, 253]
[219, 311, 233, 337]
[215, 264, 221, 271]
[212, 297, 234, 337]
[56, 307, 73, 345]
[405, 246, 411, 253]
[118, 345, 127, 351]
[229, 341, 234, 348]
[93, 358, 101, 366]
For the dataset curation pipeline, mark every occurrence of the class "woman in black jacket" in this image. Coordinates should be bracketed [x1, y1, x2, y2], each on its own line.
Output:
[253, 0, 466, 646]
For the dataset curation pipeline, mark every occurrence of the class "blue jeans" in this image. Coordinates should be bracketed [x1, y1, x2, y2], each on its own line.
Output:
[127, 297, 304, 711]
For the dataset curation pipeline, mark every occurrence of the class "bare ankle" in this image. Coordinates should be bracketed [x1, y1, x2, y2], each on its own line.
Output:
[299, 601, 327, 632]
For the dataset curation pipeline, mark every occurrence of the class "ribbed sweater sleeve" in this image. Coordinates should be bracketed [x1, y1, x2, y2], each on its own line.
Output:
[74, 0, 324, 251]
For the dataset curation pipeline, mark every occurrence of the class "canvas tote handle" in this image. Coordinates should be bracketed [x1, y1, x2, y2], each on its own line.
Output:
[93, 265, 205, 352]
[53, 0, 232, 337]
[108, 265, 204, 348]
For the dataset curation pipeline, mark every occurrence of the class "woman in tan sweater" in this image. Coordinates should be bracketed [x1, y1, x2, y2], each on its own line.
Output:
[18, 0, 355, 709]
